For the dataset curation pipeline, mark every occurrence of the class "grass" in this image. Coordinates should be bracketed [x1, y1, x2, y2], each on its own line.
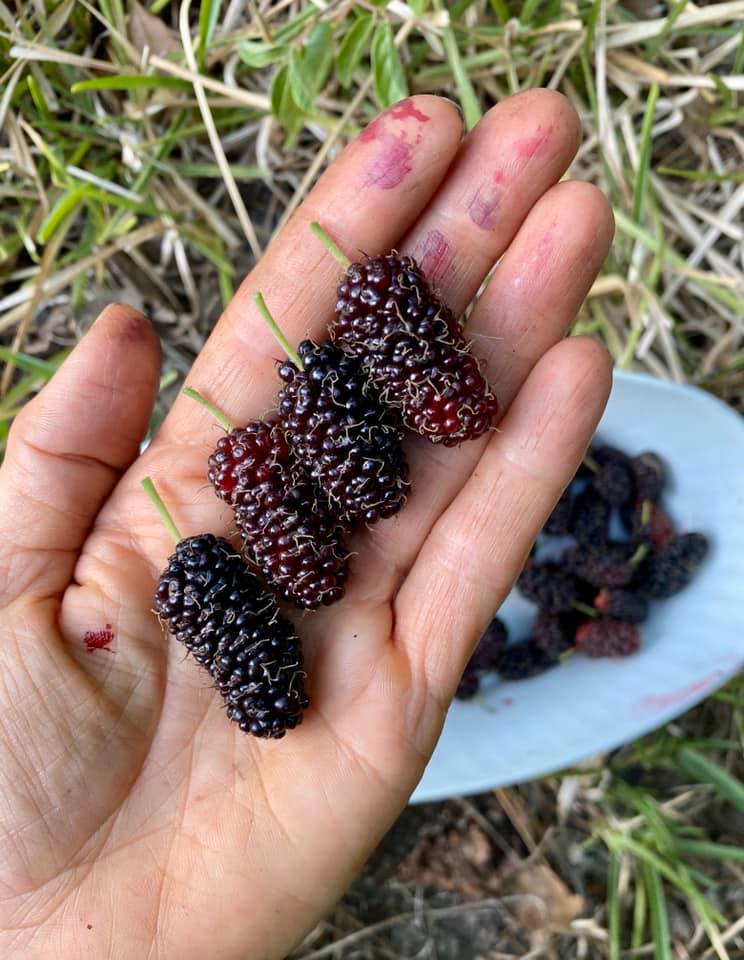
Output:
[1, 1, 743, 956]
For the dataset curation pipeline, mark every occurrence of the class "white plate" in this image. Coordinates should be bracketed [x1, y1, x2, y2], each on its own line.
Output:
[411, 371, 744, 804]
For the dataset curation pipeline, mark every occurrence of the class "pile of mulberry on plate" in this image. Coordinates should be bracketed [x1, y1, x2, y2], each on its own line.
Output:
[148, 226, 500, 740]
[456, 441, 710, 699]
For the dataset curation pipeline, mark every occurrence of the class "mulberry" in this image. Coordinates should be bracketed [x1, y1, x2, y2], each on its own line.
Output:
[455, 669, 480, 700]
[623, 500, 675, 550]
[571, 491, 611, 547]
[533, 609, 578, 658]
[468, 617, 508, 671]
[564, 543, 639, 588]
[545, 489, 573, 536]
[637, 533, 709, 599]
[277, 340, 409, 525]
[498, 641, 556, 681]
[333, 253, 498, 445]
[208, 421, 349, 609]
[153, 533, 309, 738]
[517, 561, 582, 612]
[594, 588, 648, 624]
[575, 619, 641, 658]
[591, 457, 635, 507]
[631, 452, 666, 502]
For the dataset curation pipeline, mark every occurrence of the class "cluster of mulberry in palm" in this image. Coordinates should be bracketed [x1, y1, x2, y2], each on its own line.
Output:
[150, 225, 499, 738]
[456, 442, 709, 699]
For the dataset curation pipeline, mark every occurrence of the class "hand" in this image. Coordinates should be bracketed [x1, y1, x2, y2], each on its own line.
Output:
[0, 91, 613, 959]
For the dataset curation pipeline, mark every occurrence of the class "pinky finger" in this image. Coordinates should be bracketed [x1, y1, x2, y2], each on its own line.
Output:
[396, 336, 612, 703]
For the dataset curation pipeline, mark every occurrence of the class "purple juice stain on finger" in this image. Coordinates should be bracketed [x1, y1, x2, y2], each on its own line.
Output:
[418, 229, 454, 285]
[389, 99, 431, 124]
[359, 100, 430, 190]
[84, 624, 114, 653]
[513, 124, 553, 160]
[364, 132, 414, 189]
[467, 185, 501, 231]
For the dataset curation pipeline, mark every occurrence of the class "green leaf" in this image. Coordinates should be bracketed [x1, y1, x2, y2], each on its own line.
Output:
[337, 13, 373, 88]
[371, 21, 408, 108]
[674, 839, 744, 863]
[289, 22, 333, 111]
[677, 747, 744, 812]
[238, 40, 290, 68]
[270, 64, 304, 146]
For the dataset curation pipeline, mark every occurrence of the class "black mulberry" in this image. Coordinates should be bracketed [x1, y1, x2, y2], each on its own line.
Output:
[333, 253, 498, 445]
[533, 609, 578, 657]
[594, 588, 648, 624]
[517, 561, 582, 612]
[637, 533, 709, 599]
[498, 641, 556, 681]
[575, 619, 641, 658]
[468, 617, 508, 671]
[277, 340, 409, 525]
[154, 534, 309, 738]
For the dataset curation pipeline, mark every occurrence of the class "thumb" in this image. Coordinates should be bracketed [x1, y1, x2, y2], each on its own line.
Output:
[0, 304, 161, 604]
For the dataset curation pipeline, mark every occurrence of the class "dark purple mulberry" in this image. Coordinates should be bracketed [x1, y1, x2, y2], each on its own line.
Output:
[545, 489, 573, 535]
[622, 500, 675, 550]
[533, 609, 578, 657]
[571, 491, 611, 547]
[575, 619, 641, 658]
[333, 253, 498, 445]
[637, 533, 709, 599]
[208, 421, 349, 609]
[455, 669, 480, 700]
[468, 617, 508, 671]
[517, 561, 582, 612]
[277, 340, 409, 525]
[154, 534, 309, 738]
[591, 459, 635, 507]
[564, 543, 639, 588]
[594, 588, 648, 624]
[631, 452, 666, 502]
[498, 641, 557, 681]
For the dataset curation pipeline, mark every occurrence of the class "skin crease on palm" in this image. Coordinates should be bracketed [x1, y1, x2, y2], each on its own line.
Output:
[0, 91, 615, 959]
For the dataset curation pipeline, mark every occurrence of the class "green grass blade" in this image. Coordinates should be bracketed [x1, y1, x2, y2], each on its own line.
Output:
[607, 851, 621, 960]
[71, 75, 190, 93]
[0, 347, 61, 377]
[440, 19, 481, 129]
[198, 0, 221, 69]
[677, 747, 744, 812]
[645, 0, 689, 59]
[632, 867, 648, 950]
[36, 186, 87, 243]
[642, 863, 671, 960]
[632, 83, 659, 224]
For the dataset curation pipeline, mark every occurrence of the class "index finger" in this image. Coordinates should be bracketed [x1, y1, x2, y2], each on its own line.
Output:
[158, 95, 463, 445]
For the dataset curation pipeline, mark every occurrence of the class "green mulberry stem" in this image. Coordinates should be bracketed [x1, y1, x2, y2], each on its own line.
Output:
[573, 601, 599, 619]
[183, 386, 235, 432]
[141, 476, 181, 545]
[309, 221, 351, 269]
[254, 291, 302, 368]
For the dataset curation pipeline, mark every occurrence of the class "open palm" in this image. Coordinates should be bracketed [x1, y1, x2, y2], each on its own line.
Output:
[0, 92, 614, 959]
